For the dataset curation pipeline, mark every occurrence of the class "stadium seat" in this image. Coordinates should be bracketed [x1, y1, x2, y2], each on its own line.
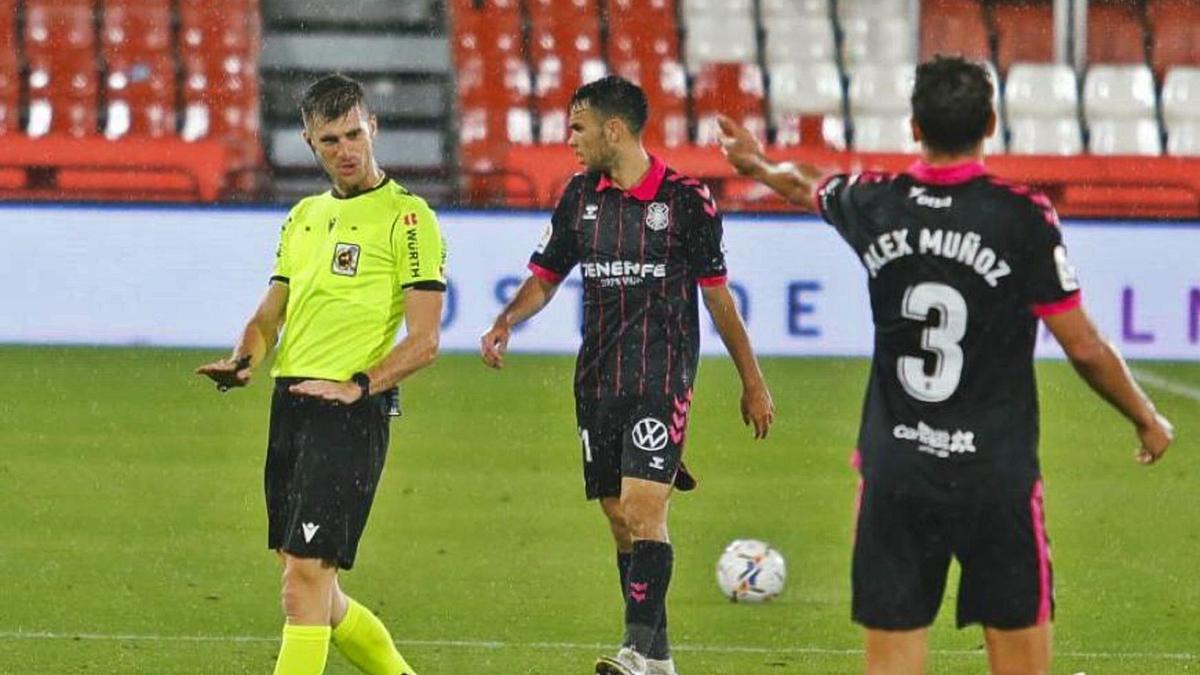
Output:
[451, 7, 533, 162]
[848, 62, 915, 116]
[1083, 65, 1157, 120]
[102, 0, 176, 139]
[24, 0, 99, 138]
[610, 57, 688, 148]
[684, 17, 758, 69]
[853, 114, 919, 153]
[1148, 0, 1200, 77]
[770, 61, 844, 148]
[838, 0, 908, 20]
[693, 62, 766, 146]
[991, 1, 1054, 73]
[1008, 117, 1084, 155]
[1087, 2, 1149, 65]
[265, 0, 435, 27]
[1162, 66, 1200, 125]
[1166, 120, 1200, 156]
[919, 0, 989, 62]
[1005, 63, 1079, 118]
[841, 17, 916, 66]
[682, 0, 755, 19]
[764, 18, 837, 67]
[761, 0, 829, 20]
[0, 0, 17, 136]
[528, 5, 606, 143]
[1088, 118, 1163, 156]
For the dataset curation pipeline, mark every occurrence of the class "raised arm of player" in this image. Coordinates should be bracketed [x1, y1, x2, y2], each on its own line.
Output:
[289, 288, 444, 403]
[480, 275, 561, 369]
[195, 280, 289, 391]
[716, 115, 827, 212]
[1043, 306, 1174, 464]
[701, 284, 775, 439]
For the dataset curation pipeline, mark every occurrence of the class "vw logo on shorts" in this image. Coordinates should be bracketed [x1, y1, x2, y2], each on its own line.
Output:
[631, 417, 669, 452]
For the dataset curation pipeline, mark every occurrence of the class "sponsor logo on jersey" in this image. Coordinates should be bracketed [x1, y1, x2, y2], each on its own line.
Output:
[908, 186, 953, 209]
[631, 417, 669, 452]
[645, 202, 670, 231]
[535, 224, 553, 254]
[581, 260, 667, 287]
[331, 243, 361, 276]
[583, 204, 599, 220]
[406, 227, 421, 278]
[893, 421, 977, 459]
[1054, 245, 1079, 292]
[301, 522, 320, 543]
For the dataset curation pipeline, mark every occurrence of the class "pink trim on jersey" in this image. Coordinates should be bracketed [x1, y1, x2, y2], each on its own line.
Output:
[811, 173, 838, 213]
[528, 262, 564, 284]
[1030, 480, 1053, 624]
[697, 274, 727, 288]
[849, 447, 862, 472]
[1032, 291, 1081, 318]
[906, 159, 987, 185]
[595, 155, 668, 201]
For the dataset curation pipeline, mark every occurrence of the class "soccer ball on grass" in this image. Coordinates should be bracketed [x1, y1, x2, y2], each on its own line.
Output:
[715, 538, 786, 602]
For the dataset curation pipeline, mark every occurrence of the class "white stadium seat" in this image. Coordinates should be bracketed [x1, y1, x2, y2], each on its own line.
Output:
[841, 17, 915, 66]
[684, 17, 756, 70]
[1162, 66, 1200, 124]
[1008, 117, 1083, 155]
[1167, 120, 1200, 156]
[1005, 63, 1078, 118]
[760, 0, 829, 20]
[839, 0, 908, 20]
[853, 114, 919, 153]
[683, 0, 754, 20]
[764, 18, 836, 66]
[770, 61, 843, 115]
[1088, 118, 1163, 156]
[1083, 64, 1156, 119]
[848, 62, 914, 115]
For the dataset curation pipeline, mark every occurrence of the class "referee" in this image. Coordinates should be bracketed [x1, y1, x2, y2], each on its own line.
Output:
[197, 74, 445, 675]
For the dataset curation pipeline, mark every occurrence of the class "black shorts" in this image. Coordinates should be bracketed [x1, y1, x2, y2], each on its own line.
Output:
[265, 378, 391, 570]
[851, 479, 1054, 630]
[576, 390, 693, 500]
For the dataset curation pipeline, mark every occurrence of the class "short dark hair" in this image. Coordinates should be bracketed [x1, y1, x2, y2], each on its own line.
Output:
[300, 74, 368, 124]
[569, 76, 648, 135]
[911, 56, 994, 155]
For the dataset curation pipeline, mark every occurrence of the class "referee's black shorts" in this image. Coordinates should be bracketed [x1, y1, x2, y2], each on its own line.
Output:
[852, 479, 1055, 630]
[265, 377, 391, 570]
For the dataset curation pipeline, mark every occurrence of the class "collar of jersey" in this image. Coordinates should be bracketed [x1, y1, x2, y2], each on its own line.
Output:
[906, 159, 987, 186]
[595, 155, 667, 201]
[331, 175, 392, 200]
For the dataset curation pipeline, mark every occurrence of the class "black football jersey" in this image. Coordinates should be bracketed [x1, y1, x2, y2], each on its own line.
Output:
[816, 160, 1082, 500]
[529, 156, 727, 400]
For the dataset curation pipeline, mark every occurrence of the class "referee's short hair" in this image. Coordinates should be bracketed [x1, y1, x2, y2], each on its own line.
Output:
[301, 74, 369, 125]
[570, 76, 649, 135]
[911, 56, 994, 155]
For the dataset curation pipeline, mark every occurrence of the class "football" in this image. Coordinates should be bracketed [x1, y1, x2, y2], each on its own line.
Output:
[715, 539, 787, 602]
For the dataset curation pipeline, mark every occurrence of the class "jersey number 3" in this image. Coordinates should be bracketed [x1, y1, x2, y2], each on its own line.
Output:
[898, 282, 967, 403]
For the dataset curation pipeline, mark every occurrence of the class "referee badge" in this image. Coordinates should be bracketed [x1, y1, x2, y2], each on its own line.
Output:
[645, 202, 669, 231]
[331, 242, 361, 276]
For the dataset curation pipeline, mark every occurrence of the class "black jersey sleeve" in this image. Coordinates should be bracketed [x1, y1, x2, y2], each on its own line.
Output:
[1022, 196, 1082, 317]
[529, 175, 584, 283]
[813, 173, 873, 250]
[682, 183, 728, 286]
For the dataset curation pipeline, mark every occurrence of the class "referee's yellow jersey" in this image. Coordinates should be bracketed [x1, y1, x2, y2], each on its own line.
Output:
[269, 179, 447, 381]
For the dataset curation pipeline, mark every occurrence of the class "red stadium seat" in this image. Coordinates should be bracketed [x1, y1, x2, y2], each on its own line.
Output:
[102, 0, 176, 139]
[451, 8, 533, 159]
[607, 0, 687, 147]
[991, 1, 1054, 73]
[179, 0, 262, 168]
[0, 0, 17, 136]
[530, 17, 606, 142]
[1088, 2, 1149, 65]
[24, 0, 99, 137]
[1148, 0, 1200, 77]
[446, 0, 521, 17]
[920, 0, 989, 62]
[693, 62, 766, 146]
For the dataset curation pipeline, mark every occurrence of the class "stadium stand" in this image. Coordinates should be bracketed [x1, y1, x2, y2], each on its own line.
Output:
[1005, 62, 1083, 155]
[101, 0, 176, 140]
[991, 0, 1055, 73]
[693, 62, 766, 146]
[528, 0, 607, 143]
[606, 0, 689, 149]
[1087, 1, 1149, 65]
[919, 0, 989, 63]
[24, 0, 98, 139]
[0, 0, 18, 137]
[1084, 64, 1162, 156]
[1148, 0, 1200, 78]
[1162, 66, 1200, 156]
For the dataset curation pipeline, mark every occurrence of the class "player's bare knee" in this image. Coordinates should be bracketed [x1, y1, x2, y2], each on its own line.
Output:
[620, 494, 668, 541]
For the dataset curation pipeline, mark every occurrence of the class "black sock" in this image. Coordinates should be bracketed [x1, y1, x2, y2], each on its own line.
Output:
[648, 608, 670, 661]
[617, 551, 632, 598]
[623, 540, 673, 655]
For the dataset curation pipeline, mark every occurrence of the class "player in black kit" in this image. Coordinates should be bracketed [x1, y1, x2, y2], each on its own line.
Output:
[481, 76, 774, 675]
[718, 56, 1173, 675]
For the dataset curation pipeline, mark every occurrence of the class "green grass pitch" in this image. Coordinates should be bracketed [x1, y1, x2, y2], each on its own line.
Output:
[0, 346, 1196, 674]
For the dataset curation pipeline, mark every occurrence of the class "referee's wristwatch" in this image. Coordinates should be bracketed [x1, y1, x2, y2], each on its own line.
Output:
[350, 371, 372, 401]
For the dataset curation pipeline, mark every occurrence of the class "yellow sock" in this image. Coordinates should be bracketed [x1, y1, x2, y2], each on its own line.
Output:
[272, 624, 331, 675]
[331, 598, 416, 675]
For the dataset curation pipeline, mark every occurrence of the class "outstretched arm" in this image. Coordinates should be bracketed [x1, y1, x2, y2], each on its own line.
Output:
[716, 115, 827, 211]
[702, 284, 774, 439]
[480, 275, 561, 369]
[1043, 306, 1173, 464]
[195, 281, 289, 391]
[289, 289, 444, 402]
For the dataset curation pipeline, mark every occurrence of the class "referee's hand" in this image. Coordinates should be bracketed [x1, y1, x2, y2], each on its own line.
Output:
[195, 356, 252, 392]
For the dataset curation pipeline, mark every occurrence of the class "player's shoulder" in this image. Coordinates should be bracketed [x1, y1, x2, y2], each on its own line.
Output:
[977, 175, 1059, 226]
[285, 192, 328, 225]
[383, 180, 436, 214]
[661, 165, 719, 217]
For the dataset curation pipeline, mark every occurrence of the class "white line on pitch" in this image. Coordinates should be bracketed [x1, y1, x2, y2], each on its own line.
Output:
[1131, 367, 1200, 403]
[0, 631, 1195, 661]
